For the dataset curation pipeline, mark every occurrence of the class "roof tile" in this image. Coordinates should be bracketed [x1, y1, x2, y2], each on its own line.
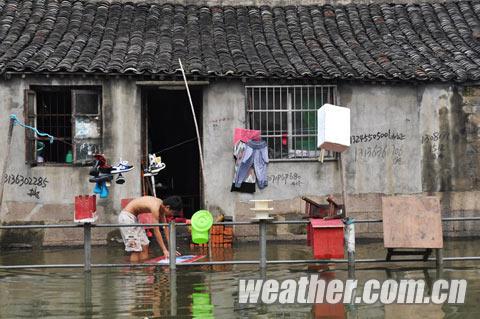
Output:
[1, 0, 480, 81]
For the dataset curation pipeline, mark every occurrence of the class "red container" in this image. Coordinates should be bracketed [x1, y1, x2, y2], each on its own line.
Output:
[310, 219, 344, 259]
[121, 198, 134, 209]
[74, 195, 97, 223]
[306, 202, 330, 246]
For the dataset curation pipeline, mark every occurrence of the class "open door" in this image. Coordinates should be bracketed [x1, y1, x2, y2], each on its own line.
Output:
[142, 87, 203, 218]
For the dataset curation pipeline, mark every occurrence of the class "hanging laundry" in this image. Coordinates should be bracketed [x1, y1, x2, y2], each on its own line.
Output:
[233, 128, 261, 145]
[235, 140, 269, 189]
[231, 140, 256, 193]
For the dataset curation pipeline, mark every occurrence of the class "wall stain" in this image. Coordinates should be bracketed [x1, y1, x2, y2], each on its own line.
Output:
[0, 221, 45, 249]
[422, 86, 477, 194]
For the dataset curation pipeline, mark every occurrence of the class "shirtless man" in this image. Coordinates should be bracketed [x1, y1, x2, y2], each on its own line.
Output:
[118, 195, 183, 262]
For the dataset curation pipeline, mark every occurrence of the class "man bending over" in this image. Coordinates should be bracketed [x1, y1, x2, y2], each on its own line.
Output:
[118, 195, 183, 262]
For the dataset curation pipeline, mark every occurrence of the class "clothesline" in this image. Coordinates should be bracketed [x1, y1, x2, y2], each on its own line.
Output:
[150, 137, 198, 156]
[9, 114, 73, 147]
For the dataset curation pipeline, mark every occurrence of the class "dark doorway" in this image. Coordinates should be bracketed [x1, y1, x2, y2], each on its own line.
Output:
[143, 88, 202, 219]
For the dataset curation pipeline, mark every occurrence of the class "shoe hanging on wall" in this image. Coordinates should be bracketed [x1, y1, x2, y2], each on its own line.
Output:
[89, 174, 113, 183]
[112, 160, 134, 174]
[147, 154, 166, 174]
[116, 173, 125, 184]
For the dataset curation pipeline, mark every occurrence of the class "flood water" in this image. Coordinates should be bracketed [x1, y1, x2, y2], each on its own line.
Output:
[1, 239, 480, 318]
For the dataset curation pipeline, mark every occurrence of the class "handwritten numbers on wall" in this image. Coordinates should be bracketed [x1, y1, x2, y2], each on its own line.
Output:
[3, 173, 49, 199]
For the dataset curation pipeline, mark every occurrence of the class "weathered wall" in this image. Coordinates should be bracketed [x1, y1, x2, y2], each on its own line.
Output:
[203, 82, 480, 240]
[2, 77, 480, 246]
[0, 77, 142, 247]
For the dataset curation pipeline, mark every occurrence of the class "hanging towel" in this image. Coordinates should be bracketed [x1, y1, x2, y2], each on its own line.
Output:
[235, 140, 269, 189]
[233, 128, 261, 145]
[231, 141, 256, 193]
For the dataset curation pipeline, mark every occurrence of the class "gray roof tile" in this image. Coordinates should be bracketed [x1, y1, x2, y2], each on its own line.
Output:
[1, 0, 480, 81]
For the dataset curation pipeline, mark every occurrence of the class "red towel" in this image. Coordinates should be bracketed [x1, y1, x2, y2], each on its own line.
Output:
[233, 128, 261, 145]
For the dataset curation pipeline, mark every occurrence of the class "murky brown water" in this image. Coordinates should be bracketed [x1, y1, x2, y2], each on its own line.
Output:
[1, 239, 480, 318]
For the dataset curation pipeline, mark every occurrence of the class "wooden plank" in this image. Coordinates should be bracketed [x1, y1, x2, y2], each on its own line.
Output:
[382, 195, 443, 249]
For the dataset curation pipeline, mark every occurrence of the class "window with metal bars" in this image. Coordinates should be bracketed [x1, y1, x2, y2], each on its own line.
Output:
[246, 85, 337, 160]
[25, 87, 102, 164]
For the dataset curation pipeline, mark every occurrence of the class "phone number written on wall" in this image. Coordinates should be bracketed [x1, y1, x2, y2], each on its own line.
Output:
[3, 174, 49, 188]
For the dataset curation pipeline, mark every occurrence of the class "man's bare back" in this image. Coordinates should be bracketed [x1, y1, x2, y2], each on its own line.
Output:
[124, 196, 163, 216]
[119, 195, 183, 261]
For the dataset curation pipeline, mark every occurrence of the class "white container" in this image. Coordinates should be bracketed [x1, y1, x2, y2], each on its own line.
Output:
[317, 104, 351, 153]
[249, 200, 274, 220]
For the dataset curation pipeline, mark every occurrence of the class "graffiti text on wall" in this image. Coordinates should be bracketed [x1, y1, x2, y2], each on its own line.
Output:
[3, 174, 49, 188]
[421, 131, 450, 160]
[210, 117, 233, 131]
[27, 187, 40, 199]
[354, 144, 403, 165]
[268, 172, 302, 187]
[350, 130, 406, 144]
[3, 174, 49, 199]
[421, 131, 450, 144]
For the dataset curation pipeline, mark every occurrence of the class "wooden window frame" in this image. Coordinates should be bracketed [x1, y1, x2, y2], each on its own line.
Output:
[24, 87, 102, 165]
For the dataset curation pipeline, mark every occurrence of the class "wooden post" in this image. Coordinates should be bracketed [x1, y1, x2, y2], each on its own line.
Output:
[0, 118, 15, 210]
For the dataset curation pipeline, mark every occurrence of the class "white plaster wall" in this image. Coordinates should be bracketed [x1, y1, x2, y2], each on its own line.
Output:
[342, 84, 422, 195]
[202, 82, 455, 219]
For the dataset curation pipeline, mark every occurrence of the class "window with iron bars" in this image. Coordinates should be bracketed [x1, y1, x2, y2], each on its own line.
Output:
[25, 86, 102, 164]
[246, 85, 337, 160]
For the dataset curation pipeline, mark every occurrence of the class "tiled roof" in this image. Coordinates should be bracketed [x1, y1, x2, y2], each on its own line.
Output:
[0, 0, 480, 81]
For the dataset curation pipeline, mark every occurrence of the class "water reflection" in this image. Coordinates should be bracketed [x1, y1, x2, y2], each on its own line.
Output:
[1, 240, 480, 318]
[310, 266, 345, 319]
[191, 284, 214, 318]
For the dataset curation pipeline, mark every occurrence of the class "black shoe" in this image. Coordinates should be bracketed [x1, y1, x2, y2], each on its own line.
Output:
[89, 174, 113, 183]
[116, 174, 125, 185]
[89, 161, 100, 176]
[89, 169, 99, 177]
[99, 166, 113, 174]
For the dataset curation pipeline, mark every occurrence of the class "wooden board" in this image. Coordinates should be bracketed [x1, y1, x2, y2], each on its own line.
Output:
[145, 255, 205, 264]
[382, 196, 443, 249]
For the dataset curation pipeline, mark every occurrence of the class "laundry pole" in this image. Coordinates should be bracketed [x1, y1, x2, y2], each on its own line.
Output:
[178, 59, 207, 193]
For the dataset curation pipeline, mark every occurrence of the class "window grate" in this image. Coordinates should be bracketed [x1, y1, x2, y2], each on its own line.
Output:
[26, 87, 102, 164]
[36, 90, 72, 163]
[246, 85, 337, 160]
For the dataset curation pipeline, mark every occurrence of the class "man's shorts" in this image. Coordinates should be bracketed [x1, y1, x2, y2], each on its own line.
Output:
[118, 210, 149, 252]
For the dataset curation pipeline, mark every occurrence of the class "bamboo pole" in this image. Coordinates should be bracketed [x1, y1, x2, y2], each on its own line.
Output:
[178, 59, 207, 196]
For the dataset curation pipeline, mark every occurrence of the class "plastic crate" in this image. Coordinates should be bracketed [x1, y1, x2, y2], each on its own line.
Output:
[74, 195, 97, 223]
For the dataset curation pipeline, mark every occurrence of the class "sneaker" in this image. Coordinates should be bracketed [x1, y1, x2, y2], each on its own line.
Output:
[89, 161, 100, 176]
[89, 168, 99, 177]
[149, 162, 166, 174]
[143, 169, 154, 177]
[148, 154, 166, 174]
[111, 160, 134, 174]
[116, 173, 125, 184]
[99, 166, 112, 174]
[89, 174, 113, 183]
